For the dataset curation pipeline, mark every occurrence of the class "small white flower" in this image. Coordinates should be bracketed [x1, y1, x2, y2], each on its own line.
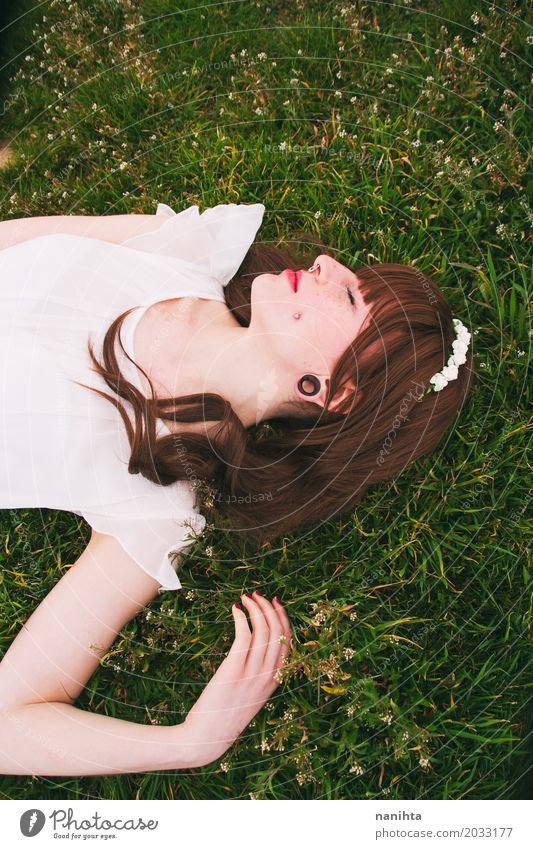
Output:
[349, 762, 364, 775]
[441, 363, 459, 381]
[452, 339, 469, 357]
[430, 373, 448, 391]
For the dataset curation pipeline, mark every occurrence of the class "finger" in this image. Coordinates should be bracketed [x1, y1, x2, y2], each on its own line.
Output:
[225, 602, 251, 668]
[240, 594, 269, 678]
[251, 592, 284, 672]
[272, 597, 293, 666]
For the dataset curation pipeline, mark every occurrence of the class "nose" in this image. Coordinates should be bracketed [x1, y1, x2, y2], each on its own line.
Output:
[310, 254, 349, 293]
[307, 254, 330, 278]
[311, 255, 336, 285]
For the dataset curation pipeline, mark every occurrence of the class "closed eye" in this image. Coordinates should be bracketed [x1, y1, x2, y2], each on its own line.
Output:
[347, 286, 355, 305]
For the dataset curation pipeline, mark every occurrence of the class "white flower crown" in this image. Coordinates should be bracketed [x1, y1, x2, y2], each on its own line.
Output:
[429, 318, 471, 392]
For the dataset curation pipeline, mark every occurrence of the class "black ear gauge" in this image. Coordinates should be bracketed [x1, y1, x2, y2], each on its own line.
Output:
[297, 374, 321, 396]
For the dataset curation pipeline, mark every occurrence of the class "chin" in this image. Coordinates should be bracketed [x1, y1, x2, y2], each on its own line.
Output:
[253, 271, 278, 283]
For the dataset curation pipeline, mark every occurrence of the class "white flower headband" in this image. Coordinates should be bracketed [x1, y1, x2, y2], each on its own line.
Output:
[429, 319, 471, 392]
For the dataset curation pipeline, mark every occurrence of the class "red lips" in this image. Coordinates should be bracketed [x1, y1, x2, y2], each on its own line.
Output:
[283, 269, 301, 292]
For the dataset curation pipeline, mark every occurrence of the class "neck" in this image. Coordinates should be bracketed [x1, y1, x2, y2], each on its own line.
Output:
[165, 298, 287, 429]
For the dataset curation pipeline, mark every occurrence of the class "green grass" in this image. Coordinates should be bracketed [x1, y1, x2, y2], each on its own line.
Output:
[0, 0, 531, 800]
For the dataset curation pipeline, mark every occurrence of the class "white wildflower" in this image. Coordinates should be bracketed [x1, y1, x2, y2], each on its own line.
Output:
[349, 762, 364, 775]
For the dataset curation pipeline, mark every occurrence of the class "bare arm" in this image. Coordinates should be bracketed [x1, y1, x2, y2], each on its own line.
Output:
[0, 213, 164, 250]
[0, 530, 199, 776]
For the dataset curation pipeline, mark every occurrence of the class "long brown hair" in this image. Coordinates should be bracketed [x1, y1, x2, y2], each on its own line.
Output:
[73, 235, 475, 546]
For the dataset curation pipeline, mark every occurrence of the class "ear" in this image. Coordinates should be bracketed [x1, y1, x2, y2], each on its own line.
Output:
[327, 379, 357, 413]
[305, 376, 356, 413]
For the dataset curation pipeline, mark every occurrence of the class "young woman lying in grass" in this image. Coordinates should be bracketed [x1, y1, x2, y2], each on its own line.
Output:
[0, 206, 474, 776]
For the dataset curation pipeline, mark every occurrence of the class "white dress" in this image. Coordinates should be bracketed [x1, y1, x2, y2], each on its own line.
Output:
[0, 201, 265, 590]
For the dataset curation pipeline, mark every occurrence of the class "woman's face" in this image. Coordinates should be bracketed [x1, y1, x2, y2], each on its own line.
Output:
[249, 253, 370, 408]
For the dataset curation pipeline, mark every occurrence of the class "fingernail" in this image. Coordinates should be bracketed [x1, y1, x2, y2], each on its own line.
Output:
[273, 596, 281, 604]
[254, 590, 263, 597]
[244, 593, 253, 599]
[234, 602, 241, 610]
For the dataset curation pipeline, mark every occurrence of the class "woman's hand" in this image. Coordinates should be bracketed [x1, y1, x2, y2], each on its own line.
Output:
[183, 592, 292, 767]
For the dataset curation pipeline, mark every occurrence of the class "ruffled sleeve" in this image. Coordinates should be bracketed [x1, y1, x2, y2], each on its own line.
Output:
[76, 496, 206, 592]
[65, 403, 208, 593]
[121, 201, 266, 287]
